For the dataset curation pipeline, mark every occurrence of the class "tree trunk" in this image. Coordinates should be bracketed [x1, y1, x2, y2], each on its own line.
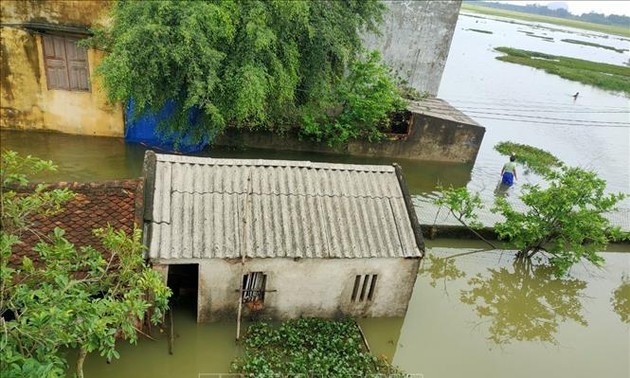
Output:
[76, 347, 87, 378]
[451, 211, 497, 249]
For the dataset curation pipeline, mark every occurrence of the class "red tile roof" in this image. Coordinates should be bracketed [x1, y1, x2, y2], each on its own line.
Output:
[8, 179, 144, 267]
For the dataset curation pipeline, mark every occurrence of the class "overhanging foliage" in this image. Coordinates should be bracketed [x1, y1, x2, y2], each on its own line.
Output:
[0, 151, 171, 377]
[88, 0, 406, 146]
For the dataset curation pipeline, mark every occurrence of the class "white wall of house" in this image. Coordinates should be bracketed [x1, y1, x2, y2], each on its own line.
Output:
[159, 257, 420, 322]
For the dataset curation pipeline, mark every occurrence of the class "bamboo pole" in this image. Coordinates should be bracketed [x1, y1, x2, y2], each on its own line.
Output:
[168, 309, 174, 355]
[236, 283, 244, 341]
[236, 173, 253, 341]
[356, 322, 371, 353]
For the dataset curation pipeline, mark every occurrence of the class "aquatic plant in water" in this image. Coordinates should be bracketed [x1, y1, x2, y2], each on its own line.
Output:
[494, 47, 630, 94]
[231, 318, 404, 376]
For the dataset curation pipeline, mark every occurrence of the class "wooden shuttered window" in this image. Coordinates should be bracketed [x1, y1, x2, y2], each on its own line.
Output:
[42, 34, 90, 91]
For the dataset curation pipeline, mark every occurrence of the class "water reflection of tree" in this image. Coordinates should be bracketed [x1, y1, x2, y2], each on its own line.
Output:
[460, 260, 588, 345]
[611, 274, 629, 323]
[421, 254, 466, 290]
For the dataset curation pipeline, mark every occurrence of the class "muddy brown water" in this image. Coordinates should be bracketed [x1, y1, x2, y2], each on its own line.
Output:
[61, 243, 628, 378]
[5, 130, 628, 377]
[3, 11, 630, 378]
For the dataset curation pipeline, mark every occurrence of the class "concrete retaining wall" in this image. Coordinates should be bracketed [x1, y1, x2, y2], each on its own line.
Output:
[216, 99, 485, 163]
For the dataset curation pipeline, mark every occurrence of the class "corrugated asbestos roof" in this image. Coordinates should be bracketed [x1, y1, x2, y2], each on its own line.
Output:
[147, 153, 422, 260]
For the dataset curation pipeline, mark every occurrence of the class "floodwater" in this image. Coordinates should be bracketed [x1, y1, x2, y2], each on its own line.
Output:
[439, 14, 630, 205]
[2, 10, 630, 378]
[0, 130, 473, 194]
[66, 243, 629, 378]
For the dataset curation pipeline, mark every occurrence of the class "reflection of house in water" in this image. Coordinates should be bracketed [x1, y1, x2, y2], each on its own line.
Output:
[143, 152, 424, 322]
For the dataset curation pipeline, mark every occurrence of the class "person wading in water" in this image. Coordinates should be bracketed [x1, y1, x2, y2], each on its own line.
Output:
[500, 155, 518, 187]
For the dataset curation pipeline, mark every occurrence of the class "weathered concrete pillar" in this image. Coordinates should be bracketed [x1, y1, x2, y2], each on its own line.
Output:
[363, 0, 462, 96]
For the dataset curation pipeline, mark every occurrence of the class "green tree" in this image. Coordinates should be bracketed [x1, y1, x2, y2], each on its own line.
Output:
[0, 151, 171, 378]
[493, 165, 626, 276]
[301, 50, 407, 145]
[433, 185, 496, 248]
[435, 143, 626, 276]
[88, 0, 405, 146]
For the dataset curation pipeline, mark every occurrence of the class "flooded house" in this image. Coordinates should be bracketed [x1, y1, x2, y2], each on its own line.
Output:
[2, 0, 484, 164]
[9, 179, 143, 266]
[142, 151, 424, 322]
[0, 0, 124, 136]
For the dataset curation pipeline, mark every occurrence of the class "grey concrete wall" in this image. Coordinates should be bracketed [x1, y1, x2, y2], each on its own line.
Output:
[160, 257, 420, 322]
[362, 0, 462, 96]
[215, 111, 485, 163]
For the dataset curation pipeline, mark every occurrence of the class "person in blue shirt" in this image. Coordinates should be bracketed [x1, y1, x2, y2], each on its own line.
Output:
[500, 155, 518, 187]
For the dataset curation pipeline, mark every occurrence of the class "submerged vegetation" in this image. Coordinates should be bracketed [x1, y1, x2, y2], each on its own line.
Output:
[467, 28, 493, 34]
[494, 47, 630, 94]
[494, 141, 562, 176]
[232, 318, 403, 376]
[561, 39, 628, 53]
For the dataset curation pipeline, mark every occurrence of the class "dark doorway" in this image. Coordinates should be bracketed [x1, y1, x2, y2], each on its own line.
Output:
[389, 110, 412, 135]
[167, 264, 198, 318]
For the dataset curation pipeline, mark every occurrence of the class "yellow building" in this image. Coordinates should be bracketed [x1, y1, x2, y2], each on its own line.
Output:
[0, 0, 123, 137]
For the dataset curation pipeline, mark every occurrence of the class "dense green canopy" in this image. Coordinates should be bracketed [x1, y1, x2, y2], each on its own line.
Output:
[91, 0, 405, 145]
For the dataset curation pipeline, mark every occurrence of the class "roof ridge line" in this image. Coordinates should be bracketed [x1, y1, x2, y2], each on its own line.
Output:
[168, 189, 402, 199]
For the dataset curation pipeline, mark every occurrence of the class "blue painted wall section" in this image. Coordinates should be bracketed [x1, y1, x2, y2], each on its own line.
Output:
[124, 100, 209, 153]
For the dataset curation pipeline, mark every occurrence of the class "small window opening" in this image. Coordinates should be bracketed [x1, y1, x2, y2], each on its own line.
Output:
[351, 275, 361, 302]
[42, 34, 90, 91]
[359, 274, 370, 301]
[368, 275, 378, 301]
[242, 272, 267, 305]
[351, 274, 378, 302]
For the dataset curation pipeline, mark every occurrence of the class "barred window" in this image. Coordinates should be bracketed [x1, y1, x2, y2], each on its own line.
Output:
[351, 274, 378, 302]
[242, 272, 267, 303]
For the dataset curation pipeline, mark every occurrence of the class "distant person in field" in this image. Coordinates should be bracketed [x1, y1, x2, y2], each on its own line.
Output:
[500, 155, 518, 187]
[573, 92, 579, 101]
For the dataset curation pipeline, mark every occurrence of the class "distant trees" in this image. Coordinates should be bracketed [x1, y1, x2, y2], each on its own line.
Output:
[88, 1, 407, 146]
[0, 151, 171, 377]
[465, 1, 630, 27]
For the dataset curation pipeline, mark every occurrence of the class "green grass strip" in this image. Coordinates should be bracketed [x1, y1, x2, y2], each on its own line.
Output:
[494, 47, 630, 94]
[495, 141, 562, 176]
[561, 39, 628, 53]
[461, 3, 630, 38]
